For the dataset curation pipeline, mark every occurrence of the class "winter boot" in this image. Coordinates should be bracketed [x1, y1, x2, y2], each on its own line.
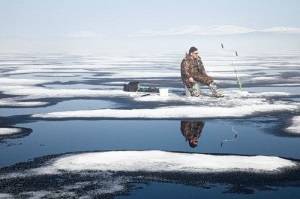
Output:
[209, 82, 224, 98]
[188, 87, 200, 97]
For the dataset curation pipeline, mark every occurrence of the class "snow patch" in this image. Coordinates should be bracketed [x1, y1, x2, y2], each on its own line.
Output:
[0, 128, 22, 136]
[1, 86, 135, 99]
[209, 72, 250, 78]
[252, 77, 277, 81]
[32, 103, 298, 119]
[134, 90, 291, 103]
[47, 151, 296, 173]
[286, 116, 300, 134]
[0, 193, 13, 199]
[0, 98, 48, 107]
[19, 191, 76, 199]
[0, 78, 50, 85]
[105, 81, 126, 85]
[4, 68, 90, 75]
[98, 71, 250, 79]
[233, 90, 291, 97]
[1, 151, 295, 181]
[101, 71, 180, 78]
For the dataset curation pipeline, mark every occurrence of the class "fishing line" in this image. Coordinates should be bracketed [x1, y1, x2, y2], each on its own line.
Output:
[220, 43, 243, 90]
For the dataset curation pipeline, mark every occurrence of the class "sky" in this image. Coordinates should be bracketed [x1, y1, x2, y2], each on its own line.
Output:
[1, 0, 300, 54]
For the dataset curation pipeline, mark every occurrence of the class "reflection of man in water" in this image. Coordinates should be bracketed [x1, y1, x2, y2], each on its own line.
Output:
[180, 120, 205, 148]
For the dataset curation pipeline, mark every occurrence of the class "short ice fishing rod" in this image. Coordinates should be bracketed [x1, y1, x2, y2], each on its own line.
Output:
[221, 43, 243, 90]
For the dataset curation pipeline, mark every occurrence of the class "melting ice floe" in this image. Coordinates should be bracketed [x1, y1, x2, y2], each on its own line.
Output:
[49, 151, 296, 173]
[134, 90, 291, 103]
[0, 127, 32, 139]
[0, 151, 299, 198]
[0, 128, 22, 136]
[0, 76, 297, 118]
[286, 116, 300, 134]
[25, 89, 299, 119]
[99, 71, 250, 79]
[0, 86, 135, 100]
[32, 104, 298, 119]
[251, 76, 278, 81]
[0, 78, 50, 85]
[0, 193, 13, 199]
[4, 68, 91, 75]
[0, 151, 296, 178]
[0, 98, 48, 107]
[0, 79, 293, 101]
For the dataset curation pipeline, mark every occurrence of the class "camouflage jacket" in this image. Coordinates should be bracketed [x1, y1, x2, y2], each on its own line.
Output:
[180, 54, 213, 88]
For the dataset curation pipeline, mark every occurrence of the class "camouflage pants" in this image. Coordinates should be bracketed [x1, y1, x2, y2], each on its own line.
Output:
[193, 75, 213, 86]
[185, 83, 201, 97]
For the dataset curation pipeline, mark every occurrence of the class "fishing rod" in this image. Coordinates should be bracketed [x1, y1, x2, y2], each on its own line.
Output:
[221, 43, 243, 90]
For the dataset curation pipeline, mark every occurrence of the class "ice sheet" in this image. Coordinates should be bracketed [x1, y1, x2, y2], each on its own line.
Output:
[32, 104, 297, 119]
[286, 116, 300, 134]
[0, 98, 48, 107]
[33, 151, 297, 174]
[0, 128, 22, 136]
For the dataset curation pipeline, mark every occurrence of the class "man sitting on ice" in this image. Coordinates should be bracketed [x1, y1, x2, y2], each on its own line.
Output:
[181, 46, 223, 97]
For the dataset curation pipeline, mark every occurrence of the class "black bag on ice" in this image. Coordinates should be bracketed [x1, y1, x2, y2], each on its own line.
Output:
[123, 81, 139, 92]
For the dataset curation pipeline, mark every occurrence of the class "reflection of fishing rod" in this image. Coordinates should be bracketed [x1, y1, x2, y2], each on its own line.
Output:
[221, 43, 243, 90]
[220, 126, 239, 147]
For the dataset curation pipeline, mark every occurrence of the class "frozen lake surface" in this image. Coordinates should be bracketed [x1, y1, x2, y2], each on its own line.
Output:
[0, 52, 300, 198]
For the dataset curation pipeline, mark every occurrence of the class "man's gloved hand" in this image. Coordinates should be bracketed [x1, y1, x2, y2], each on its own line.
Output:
[207, 78, 213, 85]
[188, 77, 195, 83]
[203, 76, 213, 85]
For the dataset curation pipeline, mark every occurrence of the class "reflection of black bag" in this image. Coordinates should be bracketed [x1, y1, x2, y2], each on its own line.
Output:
[123, 81, 139, 92]
[138, 87, 159, 93]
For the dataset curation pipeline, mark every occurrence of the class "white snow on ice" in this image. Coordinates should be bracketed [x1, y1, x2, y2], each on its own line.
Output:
[251, 76, 278, 81]
[40, 151, 297, 174]
[0, 86, 136, 100]
[97, 71, 250, 79]
[4, 68, 91, 75]
[0, 193, 13, 199]
[1, 53, 299, 116]
[0, 151, 296, 181]
[18, 191, 77, 199]
[32, 103, 298, 119]
[0, 78, 50, 85]
[31, 90, 299, 119]
[0, 98, 48, 107]
[286, 116, 300, 134]
[133, 90, 291, 103]
[0, 128, 22, 136]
